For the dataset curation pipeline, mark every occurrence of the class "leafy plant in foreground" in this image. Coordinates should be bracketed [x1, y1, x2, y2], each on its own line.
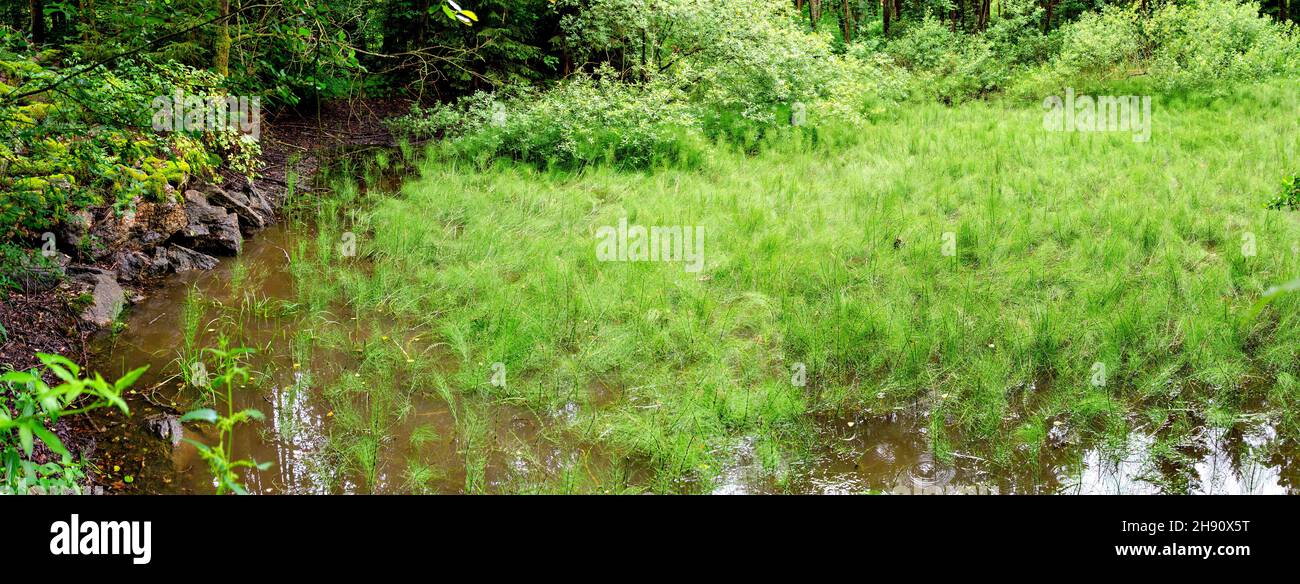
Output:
[0, 354, 145, 493]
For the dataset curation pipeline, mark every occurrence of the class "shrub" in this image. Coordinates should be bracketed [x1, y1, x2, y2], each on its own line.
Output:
[1012, 0, 1299, 96]
[556, 0, 832, 122]
[0, 44, 260, 249]
[1056, 6, 1143, 77]
[1146, 0, 1300, 90]
[1267, 174, 1300, 211]
[395, 69, 705, 170]
[887, 18, 1011, 104]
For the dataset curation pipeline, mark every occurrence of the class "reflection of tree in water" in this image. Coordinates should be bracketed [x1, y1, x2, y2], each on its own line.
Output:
[1264, 440, 1300, 495]
[782, 410, 1298, 494]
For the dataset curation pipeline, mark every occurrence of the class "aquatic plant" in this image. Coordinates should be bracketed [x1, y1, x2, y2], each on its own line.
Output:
[180, 341, 268, 495]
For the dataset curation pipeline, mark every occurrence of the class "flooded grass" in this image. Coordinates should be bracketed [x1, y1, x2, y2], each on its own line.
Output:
[88, 81, 1300, 494]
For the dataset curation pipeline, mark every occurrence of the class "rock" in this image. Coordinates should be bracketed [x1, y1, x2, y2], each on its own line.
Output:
[115, 245, 219, 282]
[205, 186, 271, 232]
[84, 208, 136, 261]
[113, 250, 154, 282]
[71, 267, 125, 327]
[57, 209, 93, 254]
[144, 414, 183, 447]
[180, 190, 242, 255]
[133, 201, 188, 246]
[163, 244, 219, 273]
[245, 180, 276, 216]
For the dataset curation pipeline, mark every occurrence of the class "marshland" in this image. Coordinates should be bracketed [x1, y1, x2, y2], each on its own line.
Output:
[1, 0, 1299, 495]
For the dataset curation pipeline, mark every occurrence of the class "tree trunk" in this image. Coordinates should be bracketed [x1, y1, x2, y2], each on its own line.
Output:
[30, 0, 46, 45]
[80, 0, 94, 42]
[882, 0, 890, 35]
[215, 0, 231, 77]
[841, 0, 852, 42]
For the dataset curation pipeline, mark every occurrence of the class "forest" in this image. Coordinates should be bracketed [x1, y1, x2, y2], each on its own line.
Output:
[0, 0, 1298, 495]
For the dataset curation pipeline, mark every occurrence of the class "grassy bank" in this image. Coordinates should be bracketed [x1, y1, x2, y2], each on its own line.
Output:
[295, 79, 1299, 493]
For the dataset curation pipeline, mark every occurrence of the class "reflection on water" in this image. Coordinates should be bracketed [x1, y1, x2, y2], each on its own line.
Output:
[261, 371, 332, 494]
[714, 412, 1296, 495]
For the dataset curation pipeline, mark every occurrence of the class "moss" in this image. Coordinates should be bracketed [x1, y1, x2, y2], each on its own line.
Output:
[11, 177, 51, 191]
[68, 292, 95, 313]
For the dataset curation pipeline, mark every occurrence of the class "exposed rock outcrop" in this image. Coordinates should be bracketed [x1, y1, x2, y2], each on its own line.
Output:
[133, 200, 189, 247]
[144, 414, 184, 447]
[204, 184, 275, 232]
[114, 244, 219, 282]
[180, 189, 243, 255]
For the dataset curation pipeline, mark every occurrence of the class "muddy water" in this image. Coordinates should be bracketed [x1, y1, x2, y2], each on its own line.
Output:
[88, 222, 561, 494]
[88, 222, 1299, 494]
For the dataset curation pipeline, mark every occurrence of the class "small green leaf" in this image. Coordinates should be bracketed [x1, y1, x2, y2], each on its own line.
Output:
[460, 9, 478, 21]
[31, 425, 69, 458]
[37, 354, 79, 376]
[0, 371, 37, 385]
[114, 365, 149, 392]
[18, 425, 33, 456]
[180, 408, 219, 423]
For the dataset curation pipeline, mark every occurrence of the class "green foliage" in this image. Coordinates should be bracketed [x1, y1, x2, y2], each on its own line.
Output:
[1145, 0, 1300, 90]
[1267, 174, 1300, 211]
[0, 37, 259, 256]
[0, 242, 50, 293]
[558, 0, 836, 119]
[886, 17, 1010, 104]
[1013, 0, 1300, 96]
[0, 354, 143, 493]
[394, 71, 706, 169]
[179, 340, 269, 495]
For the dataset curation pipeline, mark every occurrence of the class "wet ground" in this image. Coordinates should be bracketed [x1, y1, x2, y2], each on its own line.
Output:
[87, 222, 1300, 495]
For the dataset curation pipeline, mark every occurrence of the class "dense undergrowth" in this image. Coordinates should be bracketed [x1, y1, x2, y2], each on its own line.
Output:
[391, 0, 1299, 172]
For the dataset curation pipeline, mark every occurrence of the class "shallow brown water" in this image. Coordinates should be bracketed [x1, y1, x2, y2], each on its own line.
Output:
[89, 222, 579, 493]
[88, 222, 1299, 494]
